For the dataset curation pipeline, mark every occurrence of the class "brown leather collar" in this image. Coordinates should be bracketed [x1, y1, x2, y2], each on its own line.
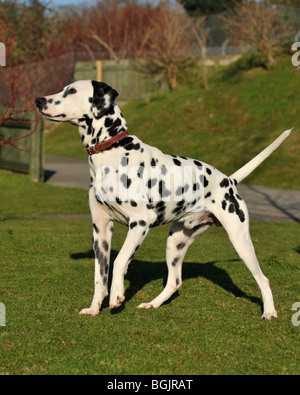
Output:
[87, 131, 129, 155]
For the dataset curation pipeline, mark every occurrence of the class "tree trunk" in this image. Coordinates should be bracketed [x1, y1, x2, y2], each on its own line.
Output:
[167, 64, 177, 90]
[202, 46, 209, 91]
[266, 52, 276, 67]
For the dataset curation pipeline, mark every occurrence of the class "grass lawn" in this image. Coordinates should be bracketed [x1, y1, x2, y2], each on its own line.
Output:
[0, 170, 89, 218]
[0, 214, 299, 375]
[45, 54, 300, 190]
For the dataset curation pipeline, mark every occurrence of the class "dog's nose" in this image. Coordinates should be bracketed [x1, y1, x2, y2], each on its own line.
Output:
[36, 97, 47, 110]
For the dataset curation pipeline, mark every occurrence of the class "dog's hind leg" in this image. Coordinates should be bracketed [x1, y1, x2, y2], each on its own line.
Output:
[138, 221, 211, 309]
[215, 198, 277, 320]
[80, 191, 114, 316]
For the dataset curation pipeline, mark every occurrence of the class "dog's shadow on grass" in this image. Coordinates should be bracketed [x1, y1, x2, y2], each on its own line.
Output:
[71, 249, 262, 313]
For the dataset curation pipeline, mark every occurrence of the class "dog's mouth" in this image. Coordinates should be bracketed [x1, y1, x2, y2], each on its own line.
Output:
[39, 110, 67, 120]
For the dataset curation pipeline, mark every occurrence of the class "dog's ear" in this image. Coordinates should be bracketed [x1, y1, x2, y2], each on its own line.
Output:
[91, 81, 119, 119]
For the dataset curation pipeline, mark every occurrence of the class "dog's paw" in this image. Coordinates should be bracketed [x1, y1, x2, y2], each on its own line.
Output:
[109, 295, 125, 309]
[137, 303, 155, 309]
[109, 282, 125, 309]
[262, 311, 278, 320]
[79, 307, 100, 316]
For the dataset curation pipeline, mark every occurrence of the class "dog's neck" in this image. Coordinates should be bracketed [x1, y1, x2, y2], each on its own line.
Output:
[77, 103, 127, 150]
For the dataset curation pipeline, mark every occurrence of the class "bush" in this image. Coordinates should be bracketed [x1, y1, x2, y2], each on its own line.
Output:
[221, 51, 269, 81]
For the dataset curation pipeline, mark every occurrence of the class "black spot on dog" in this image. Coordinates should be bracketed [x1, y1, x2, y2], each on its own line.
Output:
[155, 201, 166, 213]
[102, 240, 109, 252]
[194, 160, 202, 168]
[121, 157, 128, 167]
[173, 158, 182, 166]
[138, 163, 145, 178]
[200, 175, 209, 187]
[176, 187, 184, 196]
[105, 117, 114, 128]
[193, 183, 200, 191]
[159, 180, 171, 198]
[161, 165, 168, 175]
[93, 223, 99, 233]
[148, 179, 157, 188]
[63, 87, 77, 98]
[120, 174, 131, 188]
[172, 257, 180, 267]
[224, 188, 245, 222]
[220, 178, 230, 188]
[172, 200, 185, 214]
[153, 212, 165, 227]
[93, 240, 101, 261]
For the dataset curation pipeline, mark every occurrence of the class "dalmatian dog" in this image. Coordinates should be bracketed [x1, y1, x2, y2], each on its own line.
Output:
[36, 80, 292, 320]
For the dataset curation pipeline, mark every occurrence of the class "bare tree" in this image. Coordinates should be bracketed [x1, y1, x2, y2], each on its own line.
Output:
[142, 2, 194, 90]
[0, 37, 41, 151]
[222, 0, 293, 66]
[192, 16, 210, 90]
[67, 0, 157, 60]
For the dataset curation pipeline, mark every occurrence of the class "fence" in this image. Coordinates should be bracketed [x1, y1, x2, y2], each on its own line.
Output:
[0, 54, 73, 182]
[0, 115, 44, 182]
[75, 59, 169, 101]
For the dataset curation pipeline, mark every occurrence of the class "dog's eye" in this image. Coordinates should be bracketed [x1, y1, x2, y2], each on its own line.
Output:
[63, 88, 77, 98]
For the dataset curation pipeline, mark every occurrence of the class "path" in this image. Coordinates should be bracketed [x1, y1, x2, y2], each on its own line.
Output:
[45, 155, 300, 223]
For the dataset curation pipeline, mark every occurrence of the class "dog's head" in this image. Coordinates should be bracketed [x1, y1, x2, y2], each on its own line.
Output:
[36, 80, 119, 124]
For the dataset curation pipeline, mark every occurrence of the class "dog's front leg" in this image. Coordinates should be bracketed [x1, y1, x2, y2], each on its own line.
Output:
[80, 190, 113, 316]
[109, 219, 150, 309]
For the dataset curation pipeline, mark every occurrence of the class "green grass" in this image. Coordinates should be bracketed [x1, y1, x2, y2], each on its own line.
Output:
[45, 54, 300, 190]
[0, 170, 89, 218]
[0, 217, 299, 375]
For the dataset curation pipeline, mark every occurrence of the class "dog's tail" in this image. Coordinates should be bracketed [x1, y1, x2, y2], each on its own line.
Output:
[230, 129, 292, 184]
